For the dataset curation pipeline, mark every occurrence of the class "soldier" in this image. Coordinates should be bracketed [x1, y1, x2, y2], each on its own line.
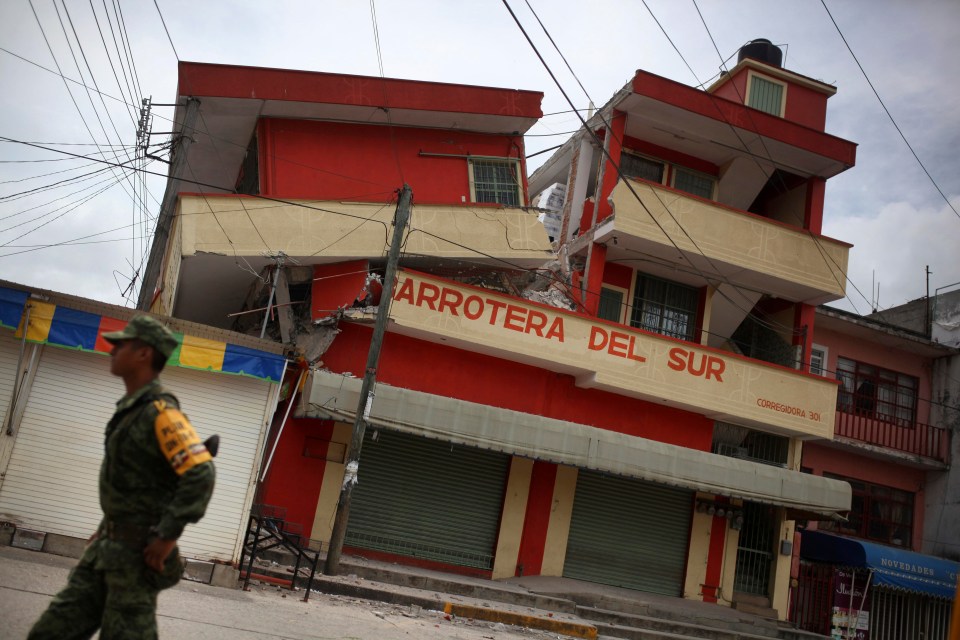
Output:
[28, 315, 216, 640]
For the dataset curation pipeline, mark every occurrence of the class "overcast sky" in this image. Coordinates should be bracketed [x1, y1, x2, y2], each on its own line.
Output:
[1, 0, 957, 316]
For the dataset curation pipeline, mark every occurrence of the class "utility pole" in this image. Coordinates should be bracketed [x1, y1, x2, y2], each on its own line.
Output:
[137, 97, 201, 309]
[324, 184, 412, 575]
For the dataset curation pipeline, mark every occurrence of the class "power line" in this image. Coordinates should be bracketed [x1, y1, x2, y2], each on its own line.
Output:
[684, 0, 877, 319]
[153, 0, 180, 61]
[505, 0, 799, 336]
[820, 0, 958, 221]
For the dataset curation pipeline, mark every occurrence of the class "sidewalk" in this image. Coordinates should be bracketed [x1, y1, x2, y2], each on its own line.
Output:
[2, 543, 823, 640]
[0, 545, 595, 639]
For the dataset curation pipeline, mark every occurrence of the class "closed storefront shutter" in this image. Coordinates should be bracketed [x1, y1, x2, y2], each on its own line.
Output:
[563, 469, 692, 595]
[0, 332, 22, 428]
[0, 346, 274, 562]
[346, 429, 509, 570]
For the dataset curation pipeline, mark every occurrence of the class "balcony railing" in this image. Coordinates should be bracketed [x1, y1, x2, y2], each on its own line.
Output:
[834, 410, 949, 464]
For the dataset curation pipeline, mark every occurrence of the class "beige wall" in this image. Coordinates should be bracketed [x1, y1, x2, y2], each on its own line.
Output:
[390, 271, 837, 439]
[175, 195, 553, 263]
[540, 465, 578, 576]
[770, 513, 795, 621]
[609, 180, 848, 300]
[492, 457, 533, 579]
[310, 422, 352, 544]
[684, 509, 713, 600]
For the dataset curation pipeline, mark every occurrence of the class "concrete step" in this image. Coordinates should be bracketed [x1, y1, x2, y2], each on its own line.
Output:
[731, 600, 779, 621]
[579, 606, 781, 640]
[241, 555, 580, 615]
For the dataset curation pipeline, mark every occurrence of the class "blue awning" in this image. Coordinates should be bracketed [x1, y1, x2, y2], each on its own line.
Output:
[801, 530, 959, 599]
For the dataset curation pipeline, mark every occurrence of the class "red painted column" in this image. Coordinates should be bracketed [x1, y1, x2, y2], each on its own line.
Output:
[804, 178, 826, 234]
[595, 110, 626, 224]
[794, 303, 816, 370]
[584, 243, 608, 316]
[257, 119, 275, 196]
[515, 461, 558, 576]
[702, 497, 730, 604]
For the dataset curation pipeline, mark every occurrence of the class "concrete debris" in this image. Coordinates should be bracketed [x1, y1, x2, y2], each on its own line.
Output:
[522, 288, 575, 310]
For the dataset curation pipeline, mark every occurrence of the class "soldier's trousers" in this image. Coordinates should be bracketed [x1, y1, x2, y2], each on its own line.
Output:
[27, 540, 160, 640]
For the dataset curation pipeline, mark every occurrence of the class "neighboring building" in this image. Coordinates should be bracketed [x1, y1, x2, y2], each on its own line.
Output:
[138, 47, 856, 620]
[790, 302, 959, 640]
[0, 281, 285, 581]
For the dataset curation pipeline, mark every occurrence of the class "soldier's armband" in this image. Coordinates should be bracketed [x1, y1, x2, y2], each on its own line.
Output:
[153, 400, 212, 475]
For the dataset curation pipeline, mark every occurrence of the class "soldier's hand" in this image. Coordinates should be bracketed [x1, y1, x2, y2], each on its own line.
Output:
[144, 537, 177, 573]
[85, 529, 99, 549]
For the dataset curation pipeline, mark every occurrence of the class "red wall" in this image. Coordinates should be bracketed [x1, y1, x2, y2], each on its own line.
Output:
[259, 417, 334, 539]
[259, 118, 526, 204]
[814, 326, 933, 424]
[515, 460, 557, 576]
[802, 443, 926, 551]
[321, 322, 713, 450]
[711, 68, 828, 131]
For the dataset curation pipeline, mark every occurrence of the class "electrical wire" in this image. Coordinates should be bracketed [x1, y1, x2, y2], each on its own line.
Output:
[820, 0, 959, 222]
[684, 0, 878, 319]
[153, 0, 180, 61]
[504, 0, 795, 335]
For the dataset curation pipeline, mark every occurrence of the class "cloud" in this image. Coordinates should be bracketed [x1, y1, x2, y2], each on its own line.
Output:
[823, 197, 960, 313]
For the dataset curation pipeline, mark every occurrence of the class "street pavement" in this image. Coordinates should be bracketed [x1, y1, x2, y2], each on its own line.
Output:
[0, 546, 575, 639]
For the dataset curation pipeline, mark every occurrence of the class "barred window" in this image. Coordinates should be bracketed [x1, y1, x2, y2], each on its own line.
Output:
[469, 159, 521, 206]
[673, 167, 715, 200]
[629, 274, 698, 341]
[620, 153, 664, 183]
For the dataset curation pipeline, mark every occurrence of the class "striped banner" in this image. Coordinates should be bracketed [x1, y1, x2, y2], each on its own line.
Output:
[1, 286, 286, 382]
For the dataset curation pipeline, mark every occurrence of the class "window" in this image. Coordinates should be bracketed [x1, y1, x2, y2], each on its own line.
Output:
[620, 152, 664, 183]
[672, 167, 716, 200]
[822, 474, 914, 548]
[836, 357, 918, 426]
[597, 287, 625, 323]
[747, 74, 786, 117]
[469, 158, 522, 206]
[629, 274, 698, 341]
[809, 344, 828, 376]
[620, 151, 717, 201]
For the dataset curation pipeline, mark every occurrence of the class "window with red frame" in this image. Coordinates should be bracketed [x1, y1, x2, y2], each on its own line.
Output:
[821, 474, 914, 548]
[835, 356, 918, 426]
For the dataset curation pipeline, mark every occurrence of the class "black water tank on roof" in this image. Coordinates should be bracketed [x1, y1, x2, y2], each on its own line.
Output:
[738, 38, 782, 68]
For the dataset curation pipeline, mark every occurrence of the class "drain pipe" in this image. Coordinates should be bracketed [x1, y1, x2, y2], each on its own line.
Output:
[259, 367, 306, 483]
[6, 303, 32, 436]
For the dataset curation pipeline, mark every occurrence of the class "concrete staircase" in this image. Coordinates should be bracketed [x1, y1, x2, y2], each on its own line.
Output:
[244, 550, 825, 640]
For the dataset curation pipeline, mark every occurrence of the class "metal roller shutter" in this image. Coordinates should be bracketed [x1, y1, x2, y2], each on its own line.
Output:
[563, 469, 692, 595]
[0, 346, 274, 562]
[346, 429, 509, 570]
[0, 332, 21, 428]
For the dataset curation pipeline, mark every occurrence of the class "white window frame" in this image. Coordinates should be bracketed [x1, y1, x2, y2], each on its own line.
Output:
[745, 71, 788, 118]
[467, 157, 523, 206]
[809, 343, 828, 376]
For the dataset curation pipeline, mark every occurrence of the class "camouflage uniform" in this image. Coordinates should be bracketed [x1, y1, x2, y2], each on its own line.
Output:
[29, 317, 215, 640]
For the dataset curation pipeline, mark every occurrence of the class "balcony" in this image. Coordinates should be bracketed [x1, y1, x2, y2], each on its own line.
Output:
[153, 194, 553, 327]
[388, 270, 839, 440]
[834, 410, 950, 465]
[598, 179, 850, 305]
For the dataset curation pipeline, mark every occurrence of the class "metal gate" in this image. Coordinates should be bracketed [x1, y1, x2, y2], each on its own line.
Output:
[563, 469, 692, 596]
[871, 588, 953, 640]
[345, 429, 509, 570]
[734, 502, 776, 596]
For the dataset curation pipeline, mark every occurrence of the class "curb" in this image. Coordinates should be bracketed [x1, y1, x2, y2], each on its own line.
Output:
[443, 601, 598, 639]
[313, 578, 597, 639]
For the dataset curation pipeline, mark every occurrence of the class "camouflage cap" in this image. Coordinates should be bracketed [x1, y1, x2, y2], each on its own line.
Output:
[102, 315, 178, 359]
